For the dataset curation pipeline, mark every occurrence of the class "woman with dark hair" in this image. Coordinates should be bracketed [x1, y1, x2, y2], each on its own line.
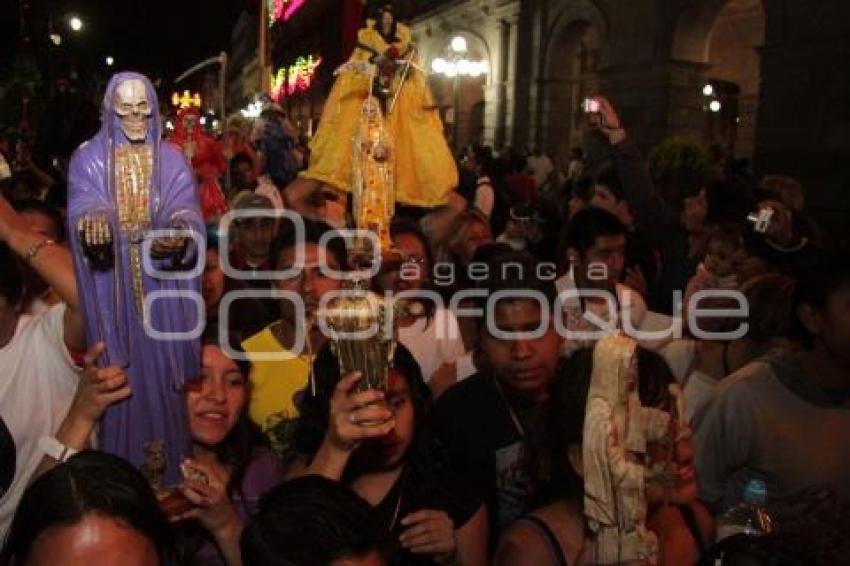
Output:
[173, 325, 285, 566]
[373, 219, 469, 398]
[242, 475, 390, 566]
[495, 347, 713, 566]
[292, 343, 488, 565]
[1, 451, 177, 566]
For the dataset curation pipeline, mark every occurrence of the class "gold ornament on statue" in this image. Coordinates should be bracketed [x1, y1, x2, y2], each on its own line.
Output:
[350, 96, 396, 264]
[320, 280, 396, 411]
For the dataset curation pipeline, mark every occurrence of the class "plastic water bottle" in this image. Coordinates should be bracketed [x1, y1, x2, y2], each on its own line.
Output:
[716, 479, 774, 541]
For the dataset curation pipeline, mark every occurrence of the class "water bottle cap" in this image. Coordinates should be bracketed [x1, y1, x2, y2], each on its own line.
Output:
[744, 479, 767, 505]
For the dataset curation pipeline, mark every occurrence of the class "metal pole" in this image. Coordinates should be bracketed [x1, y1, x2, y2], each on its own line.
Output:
[259, 1, 269, 94]
[174, 55, 226, 85]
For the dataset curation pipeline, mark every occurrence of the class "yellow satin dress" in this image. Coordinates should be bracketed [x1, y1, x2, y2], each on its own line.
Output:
[302, 21, 458, 208]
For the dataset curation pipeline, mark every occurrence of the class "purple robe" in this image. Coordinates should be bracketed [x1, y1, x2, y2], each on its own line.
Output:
[67, 72, 203, 484]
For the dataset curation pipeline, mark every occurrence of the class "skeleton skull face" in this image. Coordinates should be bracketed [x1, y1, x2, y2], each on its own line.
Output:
[114, 79, 152, 142]
[182, 113, 198, 133]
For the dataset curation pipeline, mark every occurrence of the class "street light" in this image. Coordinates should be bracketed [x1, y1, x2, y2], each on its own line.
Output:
[702, 84, 714, 96]
[709, 100, 722, 113]
[68, 16, 83, 32]
[50, 33, 62, 46]
[451, 35, 467, 53]
[431, 35, 488, 148]
[105, 56, 114, 67]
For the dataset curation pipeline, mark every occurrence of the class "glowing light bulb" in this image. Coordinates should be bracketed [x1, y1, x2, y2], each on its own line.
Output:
[451, 36, 467, 53]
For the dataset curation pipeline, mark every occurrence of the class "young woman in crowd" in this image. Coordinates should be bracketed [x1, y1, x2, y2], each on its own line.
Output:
[1, 451, 177, 566]
[495, 347, 713, 566]
[174, 326, 285, 566]
[292, 344, 488, 566]
[241, 475, 390, 566]
[373, 219, 469, 397]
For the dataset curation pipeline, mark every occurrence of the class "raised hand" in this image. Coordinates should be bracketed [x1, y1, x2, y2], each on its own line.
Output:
[327, 371, 395, 453]
[175, 458, 239, 533]
[71, 342, 132, 426]
[589, 95, 627, 144]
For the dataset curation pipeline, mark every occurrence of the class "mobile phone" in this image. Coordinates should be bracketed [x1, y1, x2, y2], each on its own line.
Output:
[583, 98, 600, 113]
[583, 98, 602, 128]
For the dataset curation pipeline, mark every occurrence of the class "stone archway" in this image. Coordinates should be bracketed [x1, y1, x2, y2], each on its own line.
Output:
[671, 0, 765, 158]
[539, 1, 609, 164]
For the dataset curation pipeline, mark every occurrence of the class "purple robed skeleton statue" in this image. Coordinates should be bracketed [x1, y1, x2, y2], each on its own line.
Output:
[67, 72, 203, 485]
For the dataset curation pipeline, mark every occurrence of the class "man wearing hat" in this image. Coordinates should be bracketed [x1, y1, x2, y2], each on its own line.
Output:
[229, 191, 277, 282]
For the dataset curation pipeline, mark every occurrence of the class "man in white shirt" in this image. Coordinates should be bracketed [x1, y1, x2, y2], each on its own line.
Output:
[526, 147, 553, 189]
[557, 208, 672, 357]
[0, 196, 85, 537]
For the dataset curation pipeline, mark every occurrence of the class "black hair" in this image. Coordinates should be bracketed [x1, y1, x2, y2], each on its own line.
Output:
[177, 325, 268, 562]
[471, 241, 514, 264]
[791, 245, 850, 348]
[230, 152, 254, 169]
[472, 251, 558, 320]
[562, 207, 628, 257]
[205, 224, 220, 252]
[384, 217, 437, 320]
[0, 244, 23, 306]
[198, 325, 267, 490]
[12, 199, 66, 243]
[269, 219, 349, 272]
[594, 162, 624, 202]
[1, 171, 41, 203]
[470, 144, 495, 178]
[525, 346, 676, 509]
[294, 342, 432, 460]
[740, 273, 794, 346]
[240, 475, 388, 566]
[0, 451, 177, 565]
[390, 217, 434, 271]
[293, 343, 457, 536]
[375, 3, 399, 43]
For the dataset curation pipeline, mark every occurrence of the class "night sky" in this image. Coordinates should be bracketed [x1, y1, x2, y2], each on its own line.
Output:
[53, 0, 249, 79]
[3, 0, 252, 84]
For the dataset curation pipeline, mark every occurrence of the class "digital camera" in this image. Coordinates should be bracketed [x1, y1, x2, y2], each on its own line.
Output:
[746, 206, 774, 234]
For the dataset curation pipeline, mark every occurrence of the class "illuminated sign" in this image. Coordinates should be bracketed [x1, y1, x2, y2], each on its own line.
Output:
[171, 90, 202, 109]
[271, 55, 323, 101]
[268, 0, 306, 26]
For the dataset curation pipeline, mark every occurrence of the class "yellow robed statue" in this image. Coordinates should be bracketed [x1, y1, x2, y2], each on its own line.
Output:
[301, 5, 458, 208]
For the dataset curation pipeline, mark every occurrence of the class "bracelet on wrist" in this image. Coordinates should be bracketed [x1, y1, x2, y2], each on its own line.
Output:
[25, 239, 56, 263]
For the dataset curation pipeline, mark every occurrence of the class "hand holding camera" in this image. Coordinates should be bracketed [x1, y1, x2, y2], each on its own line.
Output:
[583, 96, 626, 144]
[749, 199, 794, 246]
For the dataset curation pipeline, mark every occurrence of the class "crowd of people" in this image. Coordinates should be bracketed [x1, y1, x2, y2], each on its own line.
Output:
[1, 88, 849, 566]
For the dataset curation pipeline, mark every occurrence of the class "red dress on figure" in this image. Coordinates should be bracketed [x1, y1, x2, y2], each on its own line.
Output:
[169, 108, 228, 222]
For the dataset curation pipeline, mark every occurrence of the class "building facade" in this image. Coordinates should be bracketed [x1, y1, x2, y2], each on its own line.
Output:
[409, 0, 850, 227]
